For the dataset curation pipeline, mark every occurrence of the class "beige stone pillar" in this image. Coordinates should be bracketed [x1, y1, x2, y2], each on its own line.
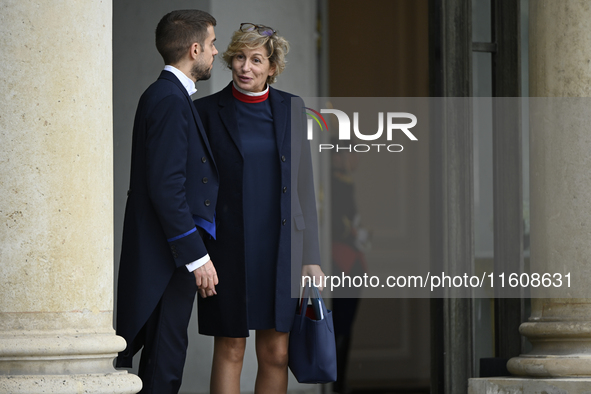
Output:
[506, 0, 591, 378]
[0, 1, 141, 393]
[470, 2, 591, 392]
[470, 1, 591, 392]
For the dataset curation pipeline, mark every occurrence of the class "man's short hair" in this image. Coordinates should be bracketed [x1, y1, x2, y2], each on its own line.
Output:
[156, 10, 216, 65]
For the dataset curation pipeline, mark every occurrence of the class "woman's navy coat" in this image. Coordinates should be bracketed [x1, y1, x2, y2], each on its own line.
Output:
[194, 83, 321, 337]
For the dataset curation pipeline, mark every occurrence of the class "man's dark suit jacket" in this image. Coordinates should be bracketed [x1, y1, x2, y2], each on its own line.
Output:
[194, 83, 321, 337]
[116, 70, 218, 366]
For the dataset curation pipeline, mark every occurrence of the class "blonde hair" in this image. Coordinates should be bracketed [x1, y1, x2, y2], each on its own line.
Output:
[222, 28, 290, 84]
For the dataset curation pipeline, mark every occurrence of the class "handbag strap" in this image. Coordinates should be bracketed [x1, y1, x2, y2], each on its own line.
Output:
[299, 284, 312, 315]
[297, 284, 329, 332]
[299, 285, 310, 332]
[312, 285, 329, 320]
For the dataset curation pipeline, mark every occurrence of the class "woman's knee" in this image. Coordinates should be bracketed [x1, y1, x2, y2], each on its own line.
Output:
[214, 337, 246, 364]
[256, 333, 288, 369]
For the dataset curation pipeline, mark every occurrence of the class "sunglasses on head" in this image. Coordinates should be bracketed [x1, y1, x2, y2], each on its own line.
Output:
[239, 23, 276, 37]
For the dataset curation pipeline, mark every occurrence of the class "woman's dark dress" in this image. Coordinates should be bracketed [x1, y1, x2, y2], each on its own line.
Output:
[235, 95, 280, 330]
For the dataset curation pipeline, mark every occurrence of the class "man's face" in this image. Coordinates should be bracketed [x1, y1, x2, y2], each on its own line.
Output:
[192, 25, 218, 81]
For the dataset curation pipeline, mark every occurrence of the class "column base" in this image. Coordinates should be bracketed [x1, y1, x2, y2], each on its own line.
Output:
[469, 377, 591, 394]
[0, 371, 142, 394]
[506, 321, 591, 377]
[507, 356, 591, 377]
[0, 331, 142, 393]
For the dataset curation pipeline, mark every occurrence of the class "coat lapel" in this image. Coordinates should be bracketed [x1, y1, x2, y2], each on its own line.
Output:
[160, 70, 218, 169]
[218, 84, 244, 158]
[268, 87, 288, 155]
[189, 100, 218, 168]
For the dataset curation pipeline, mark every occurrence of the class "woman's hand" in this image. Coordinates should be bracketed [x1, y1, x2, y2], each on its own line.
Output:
[301, 264, 325, 291]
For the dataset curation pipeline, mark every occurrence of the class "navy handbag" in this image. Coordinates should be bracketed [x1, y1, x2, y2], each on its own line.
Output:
[288, 284, 337, 384]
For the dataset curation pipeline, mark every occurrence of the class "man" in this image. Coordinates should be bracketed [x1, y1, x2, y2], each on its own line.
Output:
[115, 10, 219, 393]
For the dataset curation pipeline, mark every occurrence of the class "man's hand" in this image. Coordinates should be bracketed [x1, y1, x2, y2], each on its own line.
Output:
[301, 264, 325, 291]
[194, 260, 218, 298]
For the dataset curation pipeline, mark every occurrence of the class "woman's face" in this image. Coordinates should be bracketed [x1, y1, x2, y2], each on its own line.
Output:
[231, 45, 275, 93]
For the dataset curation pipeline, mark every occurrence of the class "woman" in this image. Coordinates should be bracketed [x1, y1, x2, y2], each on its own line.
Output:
[194, 23, 325, 393]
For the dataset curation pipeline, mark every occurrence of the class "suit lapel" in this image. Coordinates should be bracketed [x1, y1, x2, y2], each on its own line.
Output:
[218, 84, 244, 158]
[189, 100, 217, 169]
[269, 87, 288, 155]
[159, 70, 218, 170]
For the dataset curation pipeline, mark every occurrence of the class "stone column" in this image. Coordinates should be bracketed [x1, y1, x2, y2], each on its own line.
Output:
[507, 0, 591, 378]
[0, 1, 141, 393]
[470, 1, 591, 392]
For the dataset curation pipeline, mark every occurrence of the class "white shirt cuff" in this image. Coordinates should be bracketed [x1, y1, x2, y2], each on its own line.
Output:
[185, 254, 210, 272]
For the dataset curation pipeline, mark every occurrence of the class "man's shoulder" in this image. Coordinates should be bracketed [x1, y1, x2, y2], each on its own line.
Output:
[143, 76, 182, 97]
[138, 76, 186, 109]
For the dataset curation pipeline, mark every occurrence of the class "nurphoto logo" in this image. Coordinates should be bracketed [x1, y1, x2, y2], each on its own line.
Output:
[305, 107, 418, 153]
